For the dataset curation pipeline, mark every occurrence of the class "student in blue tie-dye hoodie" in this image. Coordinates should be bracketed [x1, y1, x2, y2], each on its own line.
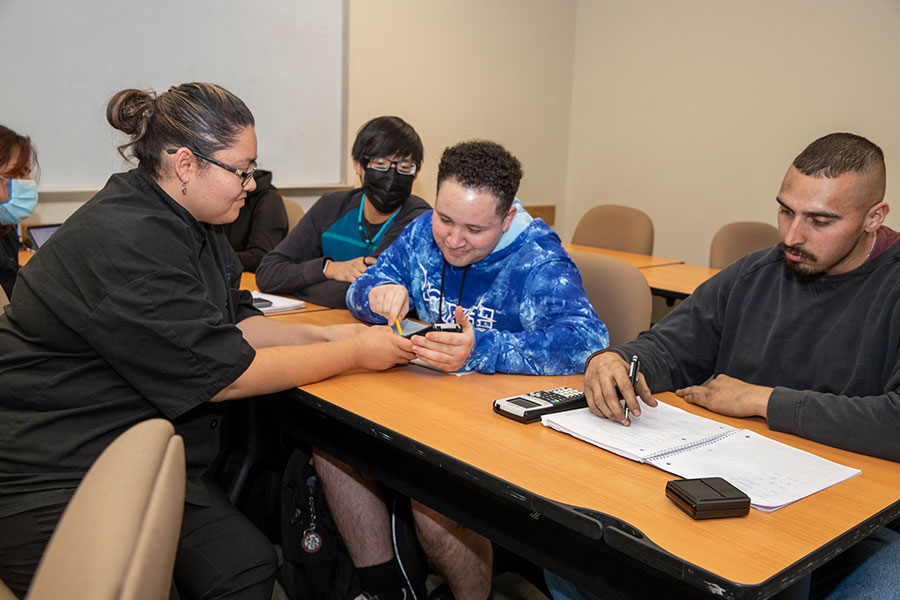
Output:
[319, 141, 609, 600]
[347, 142, 609, 375]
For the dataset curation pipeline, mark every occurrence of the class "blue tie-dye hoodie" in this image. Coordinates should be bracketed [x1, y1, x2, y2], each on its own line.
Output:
[346, 204, 609, 374]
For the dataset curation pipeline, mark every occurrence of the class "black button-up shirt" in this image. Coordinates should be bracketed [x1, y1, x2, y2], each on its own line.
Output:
[0, 168, 261, 516]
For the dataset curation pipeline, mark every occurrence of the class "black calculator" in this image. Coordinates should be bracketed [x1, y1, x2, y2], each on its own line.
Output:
[493, 387, 588, 423]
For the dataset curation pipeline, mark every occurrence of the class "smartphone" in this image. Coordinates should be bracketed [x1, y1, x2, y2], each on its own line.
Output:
[252, 297, 273, 308]
[393, 318, 461, 339]
[493, 387, 587, 423]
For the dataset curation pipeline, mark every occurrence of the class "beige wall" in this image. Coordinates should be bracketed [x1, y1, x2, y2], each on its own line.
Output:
[565, 0, 900, 264]
[346, 0, 577, 210]
[349, 0, 900, 265]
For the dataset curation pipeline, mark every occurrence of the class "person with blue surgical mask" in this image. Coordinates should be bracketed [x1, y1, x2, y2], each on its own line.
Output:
[0, 125, 40, 298]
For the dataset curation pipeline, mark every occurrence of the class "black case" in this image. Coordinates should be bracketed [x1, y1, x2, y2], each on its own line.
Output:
[665, 477, 751, 519]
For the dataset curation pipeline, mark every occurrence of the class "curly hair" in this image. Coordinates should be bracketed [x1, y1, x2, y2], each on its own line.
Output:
[437, 140, 523, 216]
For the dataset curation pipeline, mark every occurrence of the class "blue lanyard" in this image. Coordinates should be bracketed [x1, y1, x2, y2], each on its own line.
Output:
[357, 195, 399, 249]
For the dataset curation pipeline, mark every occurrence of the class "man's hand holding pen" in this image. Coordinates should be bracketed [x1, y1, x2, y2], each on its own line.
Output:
[584, 351, 656, 426]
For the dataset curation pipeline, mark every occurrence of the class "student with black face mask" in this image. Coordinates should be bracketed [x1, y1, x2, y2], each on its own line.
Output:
[255, 117, 430, 307]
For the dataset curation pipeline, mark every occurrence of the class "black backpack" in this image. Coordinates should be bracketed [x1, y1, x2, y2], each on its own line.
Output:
[281, 447, 361, 600]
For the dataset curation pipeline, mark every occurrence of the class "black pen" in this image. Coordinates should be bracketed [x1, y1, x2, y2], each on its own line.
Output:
[625, 354, 640, 420]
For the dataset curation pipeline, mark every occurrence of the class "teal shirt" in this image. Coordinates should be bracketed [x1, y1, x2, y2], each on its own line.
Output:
[321, 198, 399, 261]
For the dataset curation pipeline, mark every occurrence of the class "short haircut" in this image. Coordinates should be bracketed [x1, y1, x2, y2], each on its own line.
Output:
[793, 133, 886, 206]
[437, 140, 523, 216]
[351, 116, 424, 168]
[793, 133, 884, 179]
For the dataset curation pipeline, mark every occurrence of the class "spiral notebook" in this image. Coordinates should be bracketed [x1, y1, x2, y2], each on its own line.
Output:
[542, 401, 860, 511]
[250, 290, 306, 314]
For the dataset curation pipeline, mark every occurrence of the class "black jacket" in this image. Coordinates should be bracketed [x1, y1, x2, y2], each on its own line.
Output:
[221, 170, 288, 272]
[0, 168, 261, 517]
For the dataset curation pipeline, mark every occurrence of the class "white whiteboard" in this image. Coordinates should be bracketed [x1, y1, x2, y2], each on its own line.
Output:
[0, 0, 345, 190]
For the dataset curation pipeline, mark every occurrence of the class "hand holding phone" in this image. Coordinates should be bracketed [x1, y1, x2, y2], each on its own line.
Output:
[409, 306, 473, 372]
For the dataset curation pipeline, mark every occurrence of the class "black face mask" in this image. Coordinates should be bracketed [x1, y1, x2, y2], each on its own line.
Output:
[363, 167, 414, 213]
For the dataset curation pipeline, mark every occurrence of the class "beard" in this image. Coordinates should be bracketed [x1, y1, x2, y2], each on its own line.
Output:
[778, 236, 863, 283]
[778, 242, 822, 282]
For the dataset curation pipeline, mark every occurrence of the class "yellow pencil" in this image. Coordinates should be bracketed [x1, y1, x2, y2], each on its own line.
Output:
[395, 318, 403, 336]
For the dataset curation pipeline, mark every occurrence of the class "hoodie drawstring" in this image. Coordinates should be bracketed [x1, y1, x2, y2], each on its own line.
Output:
[438, 259, 470, 323]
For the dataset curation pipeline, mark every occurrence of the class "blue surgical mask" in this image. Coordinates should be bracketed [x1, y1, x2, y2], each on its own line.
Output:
[0, 179, 38, 225]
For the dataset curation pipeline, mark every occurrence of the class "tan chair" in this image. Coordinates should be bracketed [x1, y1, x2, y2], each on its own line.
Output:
[569, 250, 652, 346]
[571, 205, 654, 255]
[0, 285, 8, 315]
[23, 419, 185, 600]
[282, 196, 306, 229]
[709, 221, 780, 269]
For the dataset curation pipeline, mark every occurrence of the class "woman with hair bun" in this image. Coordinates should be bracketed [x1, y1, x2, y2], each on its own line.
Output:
[0, 125, 39, 298]
[0, 83, 414, 599]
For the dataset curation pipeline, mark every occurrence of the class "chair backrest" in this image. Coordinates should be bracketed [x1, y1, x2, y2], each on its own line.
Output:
[0, 285, 8, 315]
[282, 196, 306, 229]
[26, 419, 185, 600]
[569, 250, 652, 346]
[709, 221, 780, 269]
[571, 205, 654, 255]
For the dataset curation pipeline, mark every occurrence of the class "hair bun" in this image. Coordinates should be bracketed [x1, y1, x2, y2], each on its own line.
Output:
[106, 88, 156, 136]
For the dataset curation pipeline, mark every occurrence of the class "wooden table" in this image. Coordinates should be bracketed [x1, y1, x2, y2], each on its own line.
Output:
[265, 314, 900, 598]
[641, 263, 721, 300]
[561, 244, 720, 300]
[267, 308, 359, 326]
[563, 243, 683, 269]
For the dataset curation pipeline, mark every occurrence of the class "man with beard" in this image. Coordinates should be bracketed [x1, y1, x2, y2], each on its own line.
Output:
[255, 116, 430, 307]
[549, 132, 900, 600]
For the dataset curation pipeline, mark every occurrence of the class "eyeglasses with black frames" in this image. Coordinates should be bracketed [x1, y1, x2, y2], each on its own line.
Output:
[167, 148, 257, 186]
[366, 157, 417, 175]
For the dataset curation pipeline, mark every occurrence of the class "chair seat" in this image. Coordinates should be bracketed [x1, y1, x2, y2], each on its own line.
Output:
[569, 250, 652, 346]
[0, 579, 17, 600]
[25, 419, 185, 600]
[709, 221, 780, 269]
[571, 204, 654, 255]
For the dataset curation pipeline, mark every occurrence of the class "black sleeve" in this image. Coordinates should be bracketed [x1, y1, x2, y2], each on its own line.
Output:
[613, 266, 735, 393]
[233, 188, 288, 272]
[255, 192, 353, 295]
[76, 267, 256, 418]
[0, 228, 20, 298]
[294, 280, 352, 308]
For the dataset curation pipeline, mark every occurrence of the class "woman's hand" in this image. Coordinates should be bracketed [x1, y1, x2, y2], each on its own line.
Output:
[354, 325, 415, 370]
[321, 323, 369, 341]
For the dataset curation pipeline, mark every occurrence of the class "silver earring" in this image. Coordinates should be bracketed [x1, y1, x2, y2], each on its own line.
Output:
[181, 181, 187, 195]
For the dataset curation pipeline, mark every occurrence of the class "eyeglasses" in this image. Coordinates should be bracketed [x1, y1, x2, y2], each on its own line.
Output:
[367, 157, 417, 175]
[167, 148, 257, 186]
